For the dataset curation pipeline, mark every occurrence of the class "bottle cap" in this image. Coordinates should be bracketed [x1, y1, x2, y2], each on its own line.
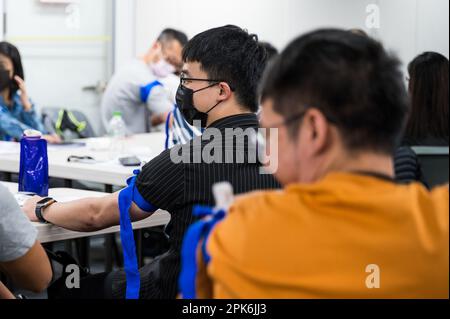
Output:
[213, 182, 234, 211]
[23, 129, 42, 138]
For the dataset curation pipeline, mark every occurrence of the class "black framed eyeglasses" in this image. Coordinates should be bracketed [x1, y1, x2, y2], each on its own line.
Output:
[266, 108, 338, 129]
[180, 77, 224, 84]
[179, 74, 235, 91]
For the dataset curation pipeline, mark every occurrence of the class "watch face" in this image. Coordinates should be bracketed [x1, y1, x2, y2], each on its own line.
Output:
[37, 198, 53, 205]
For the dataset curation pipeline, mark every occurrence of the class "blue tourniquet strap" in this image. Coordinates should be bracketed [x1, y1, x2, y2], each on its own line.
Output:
[178, 205, 226, 299]
[118, 169, 157, 299]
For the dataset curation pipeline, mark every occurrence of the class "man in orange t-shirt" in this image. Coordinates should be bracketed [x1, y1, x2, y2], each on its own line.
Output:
[193, 29, 449, 299]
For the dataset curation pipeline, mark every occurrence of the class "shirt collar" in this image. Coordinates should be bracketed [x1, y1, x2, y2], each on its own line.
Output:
[207, 113, 259, 131]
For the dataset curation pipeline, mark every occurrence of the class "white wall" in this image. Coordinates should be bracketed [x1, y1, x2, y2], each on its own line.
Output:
[354, 0, 449, 70]
[135, 0, 449, 72]
[135, 0, 365, 53]
[2, 0, 114, 135]
[0, 0, 4, 39]
[415, 0, 449, 57]
[113, 0, 136, 71]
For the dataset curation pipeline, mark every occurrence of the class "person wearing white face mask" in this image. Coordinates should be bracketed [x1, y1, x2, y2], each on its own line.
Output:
[101, 29, 188, 134]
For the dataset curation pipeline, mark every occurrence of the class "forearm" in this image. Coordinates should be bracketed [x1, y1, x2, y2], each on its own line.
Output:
[0, 115, 32, 140]
[43, 194, 120, 232]
[0, 281, 15, 299]
[41, 192, 153, 232]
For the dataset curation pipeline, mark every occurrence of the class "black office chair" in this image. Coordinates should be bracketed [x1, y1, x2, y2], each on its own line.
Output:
[42, 107, 96, 140]
[412, 146, 449, 188]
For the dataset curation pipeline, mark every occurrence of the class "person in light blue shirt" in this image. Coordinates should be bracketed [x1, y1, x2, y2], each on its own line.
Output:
[0, 42, 60, 143]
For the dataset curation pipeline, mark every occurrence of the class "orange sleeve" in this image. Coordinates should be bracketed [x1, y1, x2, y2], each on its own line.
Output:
[196, 238, 213, 299]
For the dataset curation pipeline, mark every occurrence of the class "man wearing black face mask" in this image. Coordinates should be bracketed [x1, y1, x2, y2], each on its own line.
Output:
[175, 73, 232, 128]
[23, 25, 281, 299]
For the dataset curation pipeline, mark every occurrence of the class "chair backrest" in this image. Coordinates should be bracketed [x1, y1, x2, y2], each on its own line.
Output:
[41, 107, 96, 139]
[41, 107, 60, 134]
[412, 146, 449, 188]
[69, 110, 96, 138]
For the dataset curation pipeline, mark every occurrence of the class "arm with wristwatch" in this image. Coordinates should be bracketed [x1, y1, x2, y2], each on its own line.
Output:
[22, 193, 151, 232]
[34, 197, 57, 224]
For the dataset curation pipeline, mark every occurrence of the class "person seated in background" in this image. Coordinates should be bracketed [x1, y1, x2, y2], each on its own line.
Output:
[191, 29, 449, 299]
[0, 42, 61, 143]
[395, 52, 449, 185]
[403, 52, 449, 146]
[101, 28, 188, 135]
[23, 25, 280, 299]
[0, 184, 52, 298]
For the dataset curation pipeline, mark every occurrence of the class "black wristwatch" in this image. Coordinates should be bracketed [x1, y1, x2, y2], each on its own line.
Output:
[35, 197, 57, 224]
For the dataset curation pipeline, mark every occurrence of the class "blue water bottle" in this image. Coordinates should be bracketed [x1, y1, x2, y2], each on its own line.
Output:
[18, 130, 49, 196]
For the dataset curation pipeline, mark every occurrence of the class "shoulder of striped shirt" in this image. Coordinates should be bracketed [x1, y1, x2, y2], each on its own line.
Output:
[172, 109, 202, 143]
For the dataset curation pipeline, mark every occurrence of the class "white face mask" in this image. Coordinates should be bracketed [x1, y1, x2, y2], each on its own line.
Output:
[150, 59, 176, 78]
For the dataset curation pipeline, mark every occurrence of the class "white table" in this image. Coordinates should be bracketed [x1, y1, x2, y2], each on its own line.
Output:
[0, 133, 166, 187]
[1, 134, 168, 270]
[2, 182, 170, 244]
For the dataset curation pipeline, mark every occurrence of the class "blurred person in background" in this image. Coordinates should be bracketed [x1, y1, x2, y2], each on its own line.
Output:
[101, 29, 188, 135]
[395, 52, 449, 185]
[0, 42, 60, 143]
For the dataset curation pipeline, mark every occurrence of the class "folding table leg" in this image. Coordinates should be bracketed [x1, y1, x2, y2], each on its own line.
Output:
[3, 172, 12, 182]
[104, 234, 114, 272]
[76, 238, 90, 269]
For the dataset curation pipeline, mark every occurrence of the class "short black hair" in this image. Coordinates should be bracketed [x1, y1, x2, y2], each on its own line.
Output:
[158, 28, 188, 47]
[260, 29, 409, 154]
[182, 25, 268, 112]
[0, 41, 24, 98]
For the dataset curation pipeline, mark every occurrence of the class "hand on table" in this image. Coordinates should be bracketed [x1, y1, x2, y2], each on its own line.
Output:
[22, 196, 44, 222]
[43, 134, 62, 144]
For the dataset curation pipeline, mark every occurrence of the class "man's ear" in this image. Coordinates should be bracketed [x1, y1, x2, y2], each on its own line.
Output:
[304, 109, 330, 156]
[217, 82, 232, 101]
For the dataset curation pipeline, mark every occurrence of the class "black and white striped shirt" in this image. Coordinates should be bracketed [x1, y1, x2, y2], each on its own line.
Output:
[135, 113, 281, 298]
